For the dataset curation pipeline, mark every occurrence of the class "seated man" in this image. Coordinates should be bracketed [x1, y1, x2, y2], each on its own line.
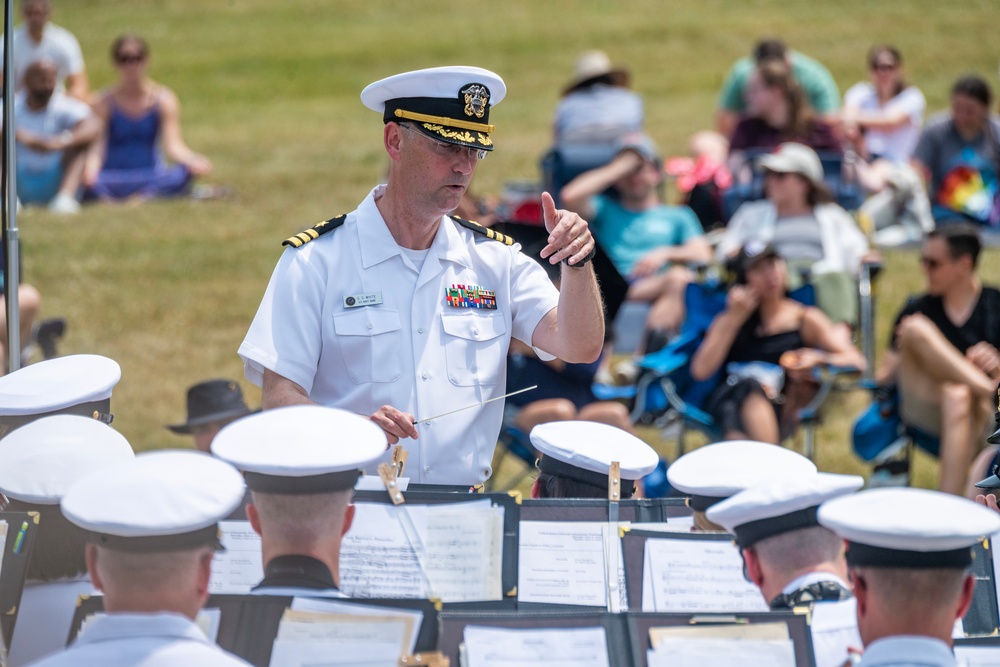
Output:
[876, 224, 1000, 496]
[561, 132, 712, 353]
[11, 59, 100, 213]
[708, 472, 864, 667]
[39, 450, 249, 666]
[211, 405, 387, 597]
[552, 50, 643, 146]
[716, 38, 841, 138]
[911, 74, 1000, 227]
[1, 0, 89, 101]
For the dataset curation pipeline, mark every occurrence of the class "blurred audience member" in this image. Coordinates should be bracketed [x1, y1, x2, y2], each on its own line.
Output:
[691, 242, 865, 443]
[911, 74, 1000, 227]
[716, 38, 840, 138]
[876, 224, 1000, 496]
[0, 283, 41, 375]
[10, 59, 99, 214]
[85, 35, 215, 203]
[718, 143, 870, 338]
[562, 133, 711, 352]
[728, 59, 841, 168]
[1, 0, 88, 101]
[552, 50, 643, 146]
[167, 379, 254, 453]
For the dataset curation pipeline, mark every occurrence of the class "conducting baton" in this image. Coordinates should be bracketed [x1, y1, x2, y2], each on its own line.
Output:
[413, 385, 537, 424]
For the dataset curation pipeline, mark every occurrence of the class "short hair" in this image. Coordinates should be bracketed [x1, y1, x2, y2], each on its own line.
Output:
[852, 565, 969, 614]
[94, 545, 209, 595]
[928, 223, 982, 268]
[4, 499, 87, 581]
[753, 38, 788, 63]
[111, 34, 149, 61]
[951, 74, 992, 108]
[752, 525, 843, 573]
[251, 489, 352, 544]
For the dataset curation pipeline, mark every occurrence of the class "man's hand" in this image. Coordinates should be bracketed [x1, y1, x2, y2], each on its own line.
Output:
[630, 247, 673, 280]
[538, 191, 595, 267]
[967, 342, 1000, 379]
[976, 493, 1000, 513]
[15, 128, 60, 152]
[370, 405, 418, 445]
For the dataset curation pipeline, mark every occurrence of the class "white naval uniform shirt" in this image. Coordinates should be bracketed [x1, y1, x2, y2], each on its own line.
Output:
[240, 186, 560, 485]
[25, 612, 251, 667]
[856, 636, 957, 667]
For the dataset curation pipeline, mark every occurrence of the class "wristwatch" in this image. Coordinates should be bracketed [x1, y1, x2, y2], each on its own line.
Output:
[563, 244, 596, 268]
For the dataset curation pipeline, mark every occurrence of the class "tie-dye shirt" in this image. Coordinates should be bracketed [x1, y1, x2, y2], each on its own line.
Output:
[913, 113, 1000, 225]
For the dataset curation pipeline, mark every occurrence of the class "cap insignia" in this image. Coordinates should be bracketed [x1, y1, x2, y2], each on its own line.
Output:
[461, 83, 490, 118]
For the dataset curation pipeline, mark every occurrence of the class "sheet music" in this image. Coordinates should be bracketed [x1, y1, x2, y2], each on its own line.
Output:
[811, 598, 863, 667]
[647, 638, 795, 667]
[642, 537, 769, 612]
[463, 625, 611, 667]
[268, 638, 399, 667]
[208, 520, 263, 594]
[516, 521, 626, 609]
[289, 597, 423, 655]
[650, 622, 789, 645]
[957, 646, 1000, 666]
[355, 475, 409, 491]
[632, 518, 695, 533]
[340, 501, 503, 602]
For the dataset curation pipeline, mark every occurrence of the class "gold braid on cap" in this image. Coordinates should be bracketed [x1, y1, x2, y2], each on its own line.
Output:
[394, 109, 494, 133]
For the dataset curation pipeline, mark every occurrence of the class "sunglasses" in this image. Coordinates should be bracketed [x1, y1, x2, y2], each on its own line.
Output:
[920, 255, 946, 270]
[115, 53, 146, 65]
[871, 62, 898, 72]
[399, 123, 488, 161]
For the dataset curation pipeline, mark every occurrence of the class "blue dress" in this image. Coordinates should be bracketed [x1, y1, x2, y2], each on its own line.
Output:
[86, 94, 191, 200]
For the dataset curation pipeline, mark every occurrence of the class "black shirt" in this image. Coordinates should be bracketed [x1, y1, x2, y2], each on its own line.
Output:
[890, 286, 1000, 354]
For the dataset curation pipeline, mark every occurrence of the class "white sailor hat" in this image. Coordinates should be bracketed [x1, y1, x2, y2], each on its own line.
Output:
[666, 440, 817, 512]
[0, 354, 120, 434]
[61, 450, 244, 552]
[531, 421, 659, 496]
[707, 472, 864, 547]
[818, 487, 1000, 569]
[361, 66, 506, 152]
[0, 415, 134, 505]
[211, 405, 388, 494]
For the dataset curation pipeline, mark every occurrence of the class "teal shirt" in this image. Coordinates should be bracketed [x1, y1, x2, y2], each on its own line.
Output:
[718, 51, 841, 114]
[591, 195, 703, 277]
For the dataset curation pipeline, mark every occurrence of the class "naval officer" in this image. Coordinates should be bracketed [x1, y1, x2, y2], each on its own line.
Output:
[819, 487, 1000, 667]
[212, 405, 386, 597]
[29, 451, 249, 666]
[239, 66, 604, 486]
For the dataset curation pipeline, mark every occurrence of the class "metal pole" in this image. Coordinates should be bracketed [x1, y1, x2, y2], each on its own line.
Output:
[3, 0, 21, 374]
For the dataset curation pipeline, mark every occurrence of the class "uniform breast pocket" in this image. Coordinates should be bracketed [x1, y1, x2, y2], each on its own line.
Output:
[441, 312, 508, 387]
[333, 309, 403, 384]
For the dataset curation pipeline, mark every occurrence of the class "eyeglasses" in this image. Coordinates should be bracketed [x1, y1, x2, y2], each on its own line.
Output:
[872, 62, 898, 72]
[399, 123, 487, 161]
[115, 53, 146, 65]
[920, 255, 945, 270]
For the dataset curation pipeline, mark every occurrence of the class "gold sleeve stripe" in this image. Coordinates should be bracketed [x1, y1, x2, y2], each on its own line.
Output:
[393, 109, 495, 133]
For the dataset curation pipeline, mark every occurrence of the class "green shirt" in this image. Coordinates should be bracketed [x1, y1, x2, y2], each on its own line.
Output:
[717, 51, 841, 114]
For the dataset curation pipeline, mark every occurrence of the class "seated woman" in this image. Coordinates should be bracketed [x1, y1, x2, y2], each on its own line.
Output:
[842, 44, 932, 243]
[690, 242, 866, 444]
[717, 142, 872, 340]
[728, 59, 841, 175]
[84, 34, 212, 201]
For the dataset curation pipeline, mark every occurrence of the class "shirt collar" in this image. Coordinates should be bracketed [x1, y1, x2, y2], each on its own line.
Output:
[358, 185, 473, 271]
[782, 571, 850, 596]
[859, 636, 955, 667]
[76, 612, 209, 646]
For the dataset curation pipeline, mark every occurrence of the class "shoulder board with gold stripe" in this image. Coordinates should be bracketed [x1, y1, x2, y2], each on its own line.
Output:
[282, 214, 347, 248]
[450, 215, 514, 246]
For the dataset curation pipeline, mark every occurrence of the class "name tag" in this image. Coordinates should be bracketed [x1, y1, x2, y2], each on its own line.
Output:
[343, 292, 383, 308]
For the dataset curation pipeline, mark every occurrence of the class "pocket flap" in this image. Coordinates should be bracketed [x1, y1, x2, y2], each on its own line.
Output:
[333, 309, 401, 336]
[441, 312, 507, 341]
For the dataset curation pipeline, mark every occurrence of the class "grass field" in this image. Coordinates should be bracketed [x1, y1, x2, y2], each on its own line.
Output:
[15, 0, 1000, 490]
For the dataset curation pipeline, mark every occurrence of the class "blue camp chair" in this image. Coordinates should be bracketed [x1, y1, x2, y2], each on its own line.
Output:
[622, 279, 859, 461]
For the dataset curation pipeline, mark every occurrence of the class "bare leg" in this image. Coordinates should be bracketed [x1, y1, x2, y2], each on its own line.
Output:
[513, 398, 577, 433]
[627, 265, 692, 337]
[58, 148, 87, 199]
[738, 392, 780, 444]
[897, 314, 995, 400]
[0, 285, 41, 376]
[577, 401, 633, 432]
[938, 383, 993, 496]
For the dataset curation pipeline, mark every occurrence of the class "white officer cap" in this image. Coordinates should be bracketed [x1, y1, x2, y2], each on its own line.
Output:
[818, 487, 1000, 569]
[211, 405, 388, 494]
[707, 472, 864, 547]
[667, 440, 817, 512]
[0, 415, 134, 505]
[61, 450, 245, 552]
[531, 421, 659, 496]
[0, 354, 120, 433]
[361, 66, 506, 152]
